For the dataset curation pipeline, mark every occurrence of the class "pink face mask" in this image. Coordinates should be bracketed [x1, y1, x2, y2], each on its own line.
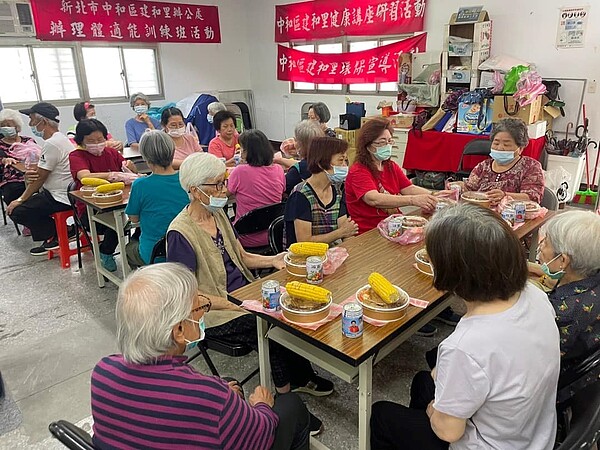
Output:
[86, 142, 106, 156]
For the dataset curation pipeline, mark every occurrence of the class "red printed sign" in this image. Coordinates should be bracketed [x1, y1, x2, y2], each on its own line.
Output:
[275, 0, 426, 42]
[30, 0, 221, 43]
[277, 33, 426, 84]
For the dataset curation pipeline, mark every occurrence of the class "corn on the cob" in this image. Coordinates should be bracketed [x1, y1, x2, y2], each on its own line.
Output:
[81, 177, 109, 186]
[286, 281, 331, 304]
[95, 182, 125, 193]
[288, 242, 328, 257]
[368, 272, 399, 304]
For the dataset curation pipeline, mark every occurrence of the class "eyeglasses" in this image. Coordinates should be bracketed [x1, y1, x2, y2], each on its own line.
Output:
[202, 179, 227, 191]
[372, 138, 395, 147]
[191, 295, 212, 314]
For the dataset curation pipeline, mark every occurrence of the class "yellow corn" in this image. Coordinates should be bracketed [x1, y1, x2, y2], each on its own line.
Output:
[95, 182, 125, 193]
[288, 242, 328, 257]
[368, 272, 400, 304]
[81, 177, 109, 186]
[285, 281, 332, 304]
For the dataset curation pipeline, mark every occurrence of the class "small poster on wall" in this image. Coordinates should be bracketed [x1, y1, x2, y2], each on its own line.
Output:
[556, 5, 589, 49]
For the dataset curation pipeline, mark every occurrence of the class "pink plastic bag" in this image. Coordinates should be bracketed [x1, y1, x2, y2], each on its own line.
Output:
[7, 140, 42, 161]
[323, 247, 349, 275]
[378, 214, 426, 245]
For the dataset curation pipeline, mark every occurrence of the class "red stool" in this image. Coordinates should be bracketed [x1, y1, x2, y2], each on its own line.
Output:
[48, 211, 91, 268]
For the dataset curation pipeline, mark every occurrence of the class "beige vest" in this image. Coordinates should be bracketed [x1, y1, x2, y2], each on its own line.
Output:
[168, 207, 254, 328]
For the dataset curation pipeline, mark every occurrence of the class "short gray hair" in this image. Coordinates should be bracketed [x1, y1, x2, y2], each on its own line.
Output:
[129, 92, 151, 108]
[179, 152, 226, 193]
[294, 120, 324, 157]
[31, 112, 59, 130]
[139, 130, 175, 168]
[491, 118, 529, 148]
[116, 263, 197, 364]
[207, 101, 227, 115]
[542, 210, 600, 277]
[0, 109, 24, 132]
[310, 102, 331, 123]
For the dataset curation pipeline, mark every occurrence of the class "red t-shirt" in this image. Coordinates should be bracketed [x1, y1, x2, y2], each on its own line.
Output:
[345, 161, 412, 234]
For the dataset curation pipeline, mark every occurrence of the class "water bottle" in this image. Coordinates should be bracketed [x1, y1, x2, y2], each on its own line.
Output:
[25, 149, 39, 170]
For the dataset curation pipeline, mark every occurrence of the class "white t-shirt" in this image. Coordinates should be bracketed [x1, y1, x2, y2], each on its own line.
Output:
[38, 131, 74, 205]
[434, 283, 560, 450]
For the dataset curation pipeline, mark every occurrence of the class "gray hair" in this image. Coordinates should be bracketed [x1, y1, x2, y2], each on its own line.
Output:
[179, 152, 226, 194]
[542, 210, 600, 277]
[30, 112, 59, 130]
[139, 130, 175, 168]
[116, 263, 197, 364]
[207, 101, 227, 115]
[129, 92, 151, 108]
[294, 120, 324, 157]
[0, 109, 24, 132]
[310, 102, 331, 124]
[491, 118, 529, 148]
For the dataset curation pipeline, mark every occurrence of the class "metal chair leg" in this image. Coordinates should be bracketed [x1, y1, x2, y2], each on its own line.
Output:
[186, 345, 220, 377]
[240, 368, 260, 386]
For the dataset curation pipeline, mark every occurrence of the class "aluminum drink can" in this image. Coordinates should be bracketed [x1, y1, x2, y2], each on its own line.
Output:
[388, 217, 404, 237]
[261, 280, 281, 312]
[502, 208, 516, 226]
[514, 202, 526, 223]
[306, 256, 324, 284]
[449, 183, 462, 195]
[234, 154, 241, 166]
[342, 302, 363, 338]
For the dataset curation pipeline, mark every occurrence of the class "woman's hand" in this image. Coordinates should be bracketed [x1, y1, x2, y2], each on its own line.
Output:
[107, 139, 124, 152]
[271, 252, 286, 270]
[338, 216, 359, 238]
[2, 157, 17, 166]
[410, 194, 438, 212]
[249, 386, 274, 408]
[228, 380, 244, 399]
[486, 189, 505, 205]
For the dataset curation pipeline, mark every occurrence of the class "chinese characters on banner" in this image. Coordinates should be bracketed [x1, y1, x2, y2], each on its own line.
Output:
[277, 33, 426, 84]
[275, 0, 426, 42]
[29, 0, 221, 43]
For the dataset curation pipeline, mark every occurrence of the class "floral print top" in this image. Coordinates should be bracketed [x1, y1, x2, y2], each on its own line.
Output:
[0, 136, 32, 187]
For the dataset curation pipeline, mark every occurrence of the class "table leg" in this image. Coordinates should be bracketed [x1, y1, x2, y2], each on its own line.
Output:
[256, 317, 273, 391]
[86, 205, 104, 288]
[113, 210, 130, 278]
[358, 356, 373, 450]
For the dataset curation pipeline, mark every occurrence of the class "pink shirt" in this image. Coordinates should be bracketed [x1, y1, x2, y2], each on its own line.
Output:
[228, 164, 285, 248]
[208, 135, 238, 160]
[173, 134, 201, 161]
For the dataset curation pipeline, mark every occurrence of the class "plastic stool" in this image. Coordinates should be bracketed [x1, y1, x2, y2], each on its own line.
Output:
[48, 211, 91, 268]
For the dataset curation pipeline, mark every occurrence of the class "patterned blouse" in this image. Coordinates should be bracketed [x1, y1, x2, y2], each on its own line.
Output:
[0, 136, 32, 187]
[465, 156, 545, 203]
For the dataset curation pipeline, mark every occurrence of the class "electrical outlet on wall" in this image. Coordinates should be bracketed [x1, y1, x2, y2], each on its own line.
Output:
[589, 79, 597, 94]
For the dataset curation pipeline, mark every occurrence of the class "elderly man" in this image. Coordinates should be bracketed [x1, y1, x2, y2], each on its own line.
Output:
[9, 102, 74, 256]
[91, 263, 310, 450]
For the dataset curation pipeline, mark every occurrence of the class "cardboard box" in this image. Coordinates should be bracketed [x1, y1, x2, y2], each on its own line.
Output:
[334, 128, 357, 147]
[398, 53, 412, 84]
[347, 146, 357, 165]
[527, 120, 547, 139]
[388, 114, 415, 128]
[491, 95, 542, 125]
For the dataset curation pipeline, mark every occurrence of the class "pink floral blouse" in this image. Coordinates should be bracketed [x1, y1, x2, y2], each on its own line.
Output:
[465, 156, 545, 203]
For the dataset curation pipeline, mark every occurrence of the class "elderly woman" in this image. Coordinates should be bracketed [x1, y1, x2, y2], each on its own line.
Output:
[530, 210, 600, 401]
[167, 153, 334, 418]
[69, 101, 123, 152]
[0, 109, 35, 206]
[371, 203, 560, 450]
[125, 130, 189, 268]
[227, 129, 285, 249]
[124, 92, 161, 150]
[307, 102, 336, 138]
[285, 120, 325, 195]
[464, 118, 544, 205]
[160, 107, 201, 169]
[69, 119, 138, 271]
[346, 118, 438, 234]
[208, 110, 239, 166]
[207, 101, 227, 124]
[91, 263, 310, 450]
[284, 137, 358, 246]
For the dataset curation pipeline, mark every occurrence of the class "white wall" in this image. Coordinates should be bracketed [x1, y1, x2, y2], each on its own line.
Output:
[247, 0, 600, 142]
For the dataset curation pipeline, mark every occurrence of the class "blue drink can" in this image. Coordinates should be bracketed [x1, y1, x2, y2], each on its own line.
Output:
[262, 280, 281, 312]
[342, 302, 363, 338]
[514, 202, 526, 223]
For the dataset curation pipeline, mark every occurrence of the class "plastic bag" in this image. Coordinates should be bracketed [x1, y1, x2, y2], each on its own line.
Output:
[513, 69, 546, 107]
[8, 140, 42, 161]
[545, 167, 572, 203]
[493, 71, 505, 94]
[377, 214, 425, 245]
[502, 65, 529, 95]
[323, 247, 349, 275]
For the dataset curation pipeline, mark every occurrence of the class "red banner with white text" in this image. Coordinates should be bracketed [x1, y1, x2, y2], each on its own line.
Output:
[275, 0, 426, 42]
[30, 0, 221, 43]
[277, 33, 426, 84]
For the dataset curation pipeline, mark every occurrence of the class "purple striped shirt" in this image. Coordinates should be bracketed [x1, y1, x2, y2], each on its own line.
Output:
[91, 355, 278, 449]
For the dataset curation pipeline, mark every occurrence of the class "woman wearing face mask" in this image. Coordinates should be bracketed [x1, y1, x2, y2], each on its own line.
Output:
[91, 263, 312, 450]
[69, 119, 138, 272]
[227, 129, 285, 250]
[167, 153, 335, 425]
[160, 107, 201, 169]
[69, 101, 124, 152]
[124, 92, 160, 150]
[208, 110, 239, 167]
[463, 118, 544, 205]
[345, 118, 438, 234]
[284, 137, 358, 246]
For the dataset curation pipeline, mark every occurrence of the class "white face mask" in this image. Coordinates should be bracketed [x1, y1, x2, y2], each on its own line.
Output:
[168, 126, 186, 138]
[197, 187, 228, 213]
[184, 316, 206, 351]
[0, 126, 17, 137]
[134, 105, 148, 115]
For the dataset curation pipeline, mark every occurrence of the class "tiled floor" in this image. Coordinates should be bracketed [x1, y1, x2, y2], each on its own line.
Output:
[0, 220, 456, 450]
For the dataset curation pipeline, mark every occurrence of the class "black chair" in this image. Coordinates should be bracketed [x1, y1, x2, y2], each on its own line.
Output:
[149, 236, 166, 264]
[0, 186, 21, 235]
[67, 181, 93, 269]
[268, 215, 285, 254]
[555, 381, 600, 449]
[455, 139, 492, 180]
[49, 420, 96, 450]
[234, 202, 286, 255]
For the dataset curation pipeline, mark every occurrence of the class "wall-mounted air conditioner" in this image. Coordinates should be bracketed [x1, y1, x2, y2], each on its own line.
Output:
[0, 1, 35, 37]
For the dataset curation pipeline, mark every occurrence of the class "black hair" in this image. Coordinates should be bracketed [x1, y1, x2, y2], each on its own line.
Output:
[73, 101, 94, 122]
[212, 110, 237, 132]
[74, 119, 108, 145]
[160, 107, 185, 126]
[238, 130, 273, 167]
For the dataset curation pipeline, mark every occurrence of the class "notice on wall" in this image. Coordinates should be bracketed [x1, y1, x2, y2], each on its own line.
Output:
[556, 6, 589, 49]
[30, 0, 221, 43]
